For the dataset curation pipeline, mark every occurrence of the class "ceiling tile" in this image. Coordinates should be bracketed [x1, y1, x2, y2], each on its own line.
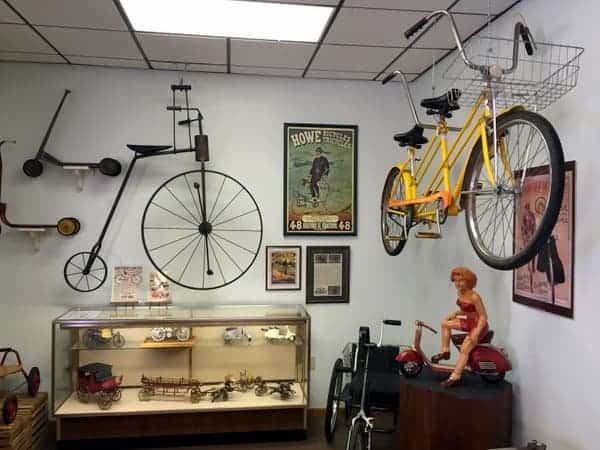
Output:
[231, 66, 303, 77]
[311, 44, 399, 72]
[10, 0, 126, 30]
[0, 51, 64, 63]
[38, 27, 141, 58]
[0, 2, 23, 23]
[414, 13, 489, 49]
[0, 24, 54, 53]
[230, 40, 314, 69]
[245, 0, 338, 5]
[388, 48, 448, 75]
[152, 61, 227, 73]
[138, 33, 226, 64]
[451, 0, 518, 15]
[306, 69, 377, 80]
[68, 55, 147, 68]
[344, 0, 451, 10]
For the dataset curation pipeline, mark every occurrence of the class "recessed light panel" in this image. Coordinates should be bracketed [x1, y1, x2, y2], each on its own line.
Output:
[121, 0, 333, 42]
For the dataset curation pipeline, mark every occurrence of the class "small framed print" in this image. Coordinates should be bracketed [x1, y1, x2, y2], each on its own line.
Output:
[111, 266, 143, 305]
[265, 246, 302, 291]
[306, 246, 350, 304]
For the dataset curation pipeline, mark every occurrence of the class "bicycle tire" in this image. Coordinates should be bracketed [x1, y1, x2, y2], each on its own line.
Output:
[325, 358, 344, 442]
[381, 167, 412, 256]
[347, 419, 368, 450]
[463, 110, 564, 270]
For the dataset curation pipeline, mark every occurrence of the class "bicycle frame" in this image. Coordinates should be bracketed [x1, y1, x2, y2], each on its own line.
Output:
[386, 93, 522, 224]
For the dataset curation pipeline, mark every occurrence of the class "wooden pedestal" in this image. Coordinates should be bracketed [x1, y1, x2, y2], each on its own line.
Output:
[397, 369, 512, 450]
[16, 392, 48, 450]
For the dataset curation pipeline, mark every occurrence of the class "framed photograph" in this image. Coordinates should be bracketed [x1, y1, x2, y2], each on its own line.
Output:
[513, 161, 575, 318]
[306, 246, 350, 304]
[265, 246, 302, 290]
[284, 123, 358, 235]
[148, 271, 172, 304]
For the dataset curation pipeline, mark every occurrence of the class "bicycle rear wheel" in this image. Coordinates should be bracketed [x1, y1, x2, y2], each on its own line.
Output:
[381, 167, 412, 256]
[463, 110, 564, 270]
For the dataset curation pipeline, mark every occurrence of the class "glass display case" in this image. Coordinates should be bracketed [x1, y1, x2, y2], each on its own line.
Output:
[51, 304, 310, 441]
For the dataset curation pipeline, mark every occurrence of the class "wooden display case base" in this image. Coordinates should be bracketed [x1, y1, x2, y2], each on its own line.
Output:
[397, 368, 512, 450]
[57, 408, 305, 441]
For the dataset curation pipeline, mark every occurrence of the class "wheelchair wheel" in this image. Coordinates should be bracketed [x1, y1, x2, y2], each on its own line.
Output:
[325, 358, 344, 442]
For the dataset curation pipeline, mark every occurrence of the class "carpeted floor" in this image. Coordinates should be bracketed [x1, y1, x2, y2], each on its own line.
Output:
[49, 412, 396, 449]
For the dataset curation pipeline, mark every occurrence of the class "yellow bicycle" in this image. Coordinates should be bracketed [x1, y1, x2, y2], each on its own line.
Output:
[380, 10, 579, 270]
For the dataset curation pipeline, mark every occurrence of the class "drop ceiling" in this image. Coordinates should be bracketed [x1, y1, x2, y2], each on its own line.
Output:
[0, 0, 521, 82]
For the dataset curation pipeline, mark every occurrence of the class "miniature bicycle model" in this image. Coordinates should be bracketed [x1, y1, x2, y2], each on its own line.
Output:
[396, 320, 511, 383]
[0, 348, 41, 424]
[82, 328, 125, 348]
[325, 320, 402, 445]
[138, 375, 204, 403]
[0, 140, 80, 241]
[77, 363, 122, 410]
[63, 83, 263, 292]
[380, 10, 582, 270]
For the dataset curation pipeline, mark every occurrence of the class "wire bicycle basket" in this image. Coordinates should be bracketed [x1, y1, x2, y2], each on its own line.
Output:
[443, 35, 584, 111]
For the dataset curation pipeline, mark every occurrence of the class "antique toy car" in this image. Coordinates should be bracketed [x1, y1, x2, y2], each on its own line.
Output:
[82, 328, 125, 348]
[0, 348, 40, 424]
[77, 362, 123, 410]
[262, 326, 296, 343]
[223, 327, 252, 344]
[150, 327, 191, 342]
[254, 381, 295, 400]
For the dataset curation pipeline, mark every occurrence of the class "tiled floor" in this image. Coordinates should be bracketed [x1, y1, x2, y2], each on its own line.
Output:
[50, 412, 396, 449]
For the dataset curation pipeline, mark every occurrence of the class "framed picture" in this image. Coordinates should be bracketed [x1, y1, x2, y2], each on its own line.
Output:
[284, 123, 358, 235]
[513, 161, 575, 318]
[306, 246, 350, 304]
[265, 246, 302, 290]
[111, 266, 143, 305]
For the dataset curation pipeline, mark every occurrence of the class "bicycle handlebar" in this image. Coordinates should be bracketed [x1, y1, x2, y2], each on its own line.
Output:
[406, 9, 536, 77]
[383, 319, 402, 326]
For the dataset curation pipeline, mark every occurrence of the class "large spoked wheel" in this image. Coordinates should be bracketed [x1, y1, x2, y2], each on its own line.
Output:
[347, 419, 368, 450]
[142, 169, 263, 290]
[325, 358, 344, 442]
[381, 167, 412, 256]
[464, 110, 565, 270]
[64, 252, 108, 292]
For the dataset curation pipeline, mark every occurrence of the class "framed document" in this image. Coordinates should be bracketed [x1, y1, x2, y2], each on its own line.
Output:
[306, 246, 350, 304]
[513, 161, 575, 318]
[284, 123, 357, 235]
[265, 246, 302, 291]
[111, 266, 143, 305]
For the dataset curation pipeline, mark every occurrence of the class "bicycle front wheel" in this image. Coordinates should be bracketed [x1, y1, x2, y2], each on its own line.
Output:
[381, 167, 412, 256]
[141, 169, 263, 290]
[347, 419, 368, 450]
[463, 110, 565, 270]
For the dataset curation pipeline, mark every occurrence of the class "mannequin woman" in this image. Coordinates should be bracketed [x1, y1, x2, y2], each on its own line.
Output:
[431, 267, 489, 387]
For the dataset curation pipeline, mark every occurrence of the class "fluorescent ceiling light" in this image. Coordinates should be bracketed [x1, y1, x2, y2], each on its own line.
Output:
[121, 0, 334, 42]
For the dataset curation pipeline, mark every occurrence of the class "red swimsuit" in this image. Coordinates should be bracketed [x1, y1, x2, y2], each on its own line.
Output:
[456, 299, 489, 341]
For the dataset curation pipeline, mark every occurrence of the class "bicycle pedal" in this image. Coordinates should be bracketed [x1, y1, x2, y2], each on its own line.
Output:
[415, 231, 442, 239]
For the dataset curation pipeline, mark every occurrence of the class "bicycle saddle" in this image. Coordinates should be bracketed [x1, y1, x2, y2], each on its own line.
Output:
[421, 88, 461, 118]
[127, 144, 172, 155]
[393, 124, 428, 149]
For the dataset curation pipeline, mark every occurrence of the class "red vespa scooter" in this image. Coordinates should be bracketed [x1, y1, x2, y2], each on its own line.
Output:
[396, 320, 511, 383]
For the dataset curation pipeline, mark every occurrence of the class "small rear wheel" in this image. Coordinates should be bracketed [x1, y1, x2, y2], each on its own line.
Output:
[64, 251, 108, 293]
[1, 395, 18, 425]
[22, 159, 43, 178]
[381, 167, 412, 256]
[463, 110, 565, 270]
[112, 332, 125, 348]
[97, 392, 112, 410]
[27, 366, 41, 396]
[111, 389, 122, 402]
[57, 217, 80, 236]
[98, 158, 122, 177]
[324, 358, 344, 442]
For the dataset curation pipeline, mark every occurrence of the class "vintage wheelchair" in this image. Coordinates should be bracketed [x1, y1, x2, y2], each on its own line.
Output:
[324, 320, 402, 442]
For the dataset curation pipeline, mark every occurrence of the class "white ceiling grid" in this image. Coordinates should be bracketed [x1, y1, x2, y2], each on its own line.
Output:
[0, 0, 521, 81]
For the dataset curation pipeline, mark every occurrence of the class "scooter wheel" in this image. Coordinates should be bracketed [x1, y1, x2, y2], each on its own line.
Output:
[57, 217, 81, 236]
[98, 158, 122, 177]
[23, 159, 43, 177]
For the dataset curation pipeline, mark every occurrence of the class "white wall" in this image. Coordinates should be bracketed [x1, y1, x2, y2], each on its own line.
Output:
[409, 0, 598, 448]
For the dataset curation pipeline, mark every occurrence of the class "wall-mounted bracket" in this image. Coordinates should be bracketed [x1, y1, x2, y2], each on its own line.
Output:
[63, 165, 91, 191]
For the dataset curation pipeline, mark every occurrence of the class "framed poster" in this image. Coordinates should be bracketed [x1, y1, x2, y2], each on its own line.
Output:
[265, 246, 302, 290]
[111, 266, 143, 305]
[148, 271, 172, 304]
[513, 161, 575, 318]
[284, 123, 357, 235]
[306, 246, 350, 304]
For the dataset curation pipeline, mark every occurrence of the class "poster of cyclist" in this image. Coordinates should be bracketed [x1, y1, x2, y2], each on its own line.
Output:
[284, 123, 357, 235]
[513, 161, 575, 318]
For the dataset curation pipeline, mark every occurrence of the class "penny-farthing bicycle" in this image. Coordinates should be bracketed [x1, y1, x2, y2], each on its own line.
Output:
[64, 84, 263, 292]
